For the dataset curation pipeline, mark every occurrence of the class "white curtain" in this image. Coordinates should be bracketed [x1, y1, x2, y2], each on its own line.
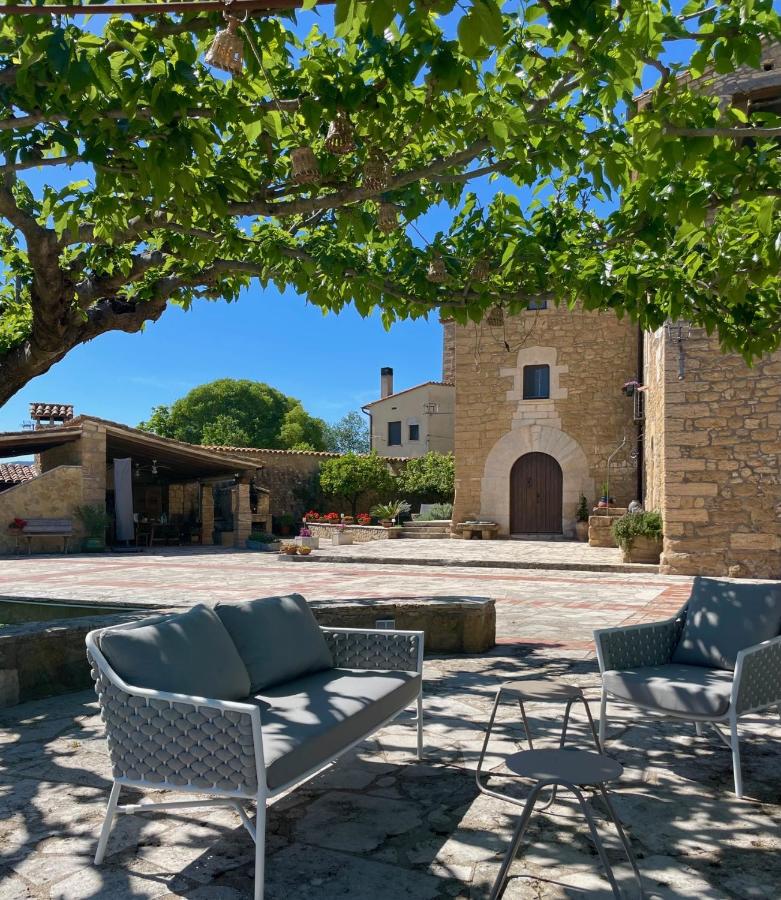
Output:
[113, 458, 134, 542]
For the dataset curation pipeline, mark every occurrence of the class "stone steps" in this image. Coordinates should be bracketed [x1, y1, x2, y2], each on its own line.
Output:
[399, 528, 451, 539]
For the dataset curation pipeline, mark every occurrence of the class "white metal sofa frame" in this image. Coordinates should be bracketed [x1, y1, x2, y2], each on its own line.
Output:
[86, 621, 424, 899]
[594, 608, 781, 799]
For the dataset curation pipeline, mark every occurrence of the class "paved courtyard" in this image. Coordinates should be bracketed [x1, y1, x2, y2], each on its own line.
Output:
[2, 548, 780, 899]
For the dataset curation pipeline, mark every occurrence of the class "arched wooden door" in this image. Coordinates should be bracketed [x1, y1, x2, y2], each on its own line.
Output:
[510, 452, 563, 534]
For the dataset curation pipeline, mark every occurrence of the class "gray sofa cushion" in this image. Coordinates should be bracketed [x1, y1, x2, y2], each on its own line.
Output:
[254, 667, 421, 789]
[671, 577, 781, 670]
[215, 594, 333, 692]
[99, 605, 251, 700]
[603, 664, 734, 718]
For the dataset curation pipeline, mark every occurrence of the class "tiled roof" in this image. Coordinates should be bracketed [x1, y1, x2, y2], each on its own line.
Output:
[29, 403, 74, 418]
[0, 462, 39, 485]
[361, 381, 454, 409]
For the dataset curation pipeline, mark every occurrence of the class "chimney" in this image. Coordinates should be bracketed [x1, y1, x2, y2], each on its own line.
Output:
[380, 367, 394, 399]
[29, 403, 74, 430]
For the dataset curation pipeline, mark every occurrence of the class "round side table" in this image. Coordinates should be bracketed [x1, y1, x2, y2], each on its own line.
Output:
[488, 749, 644, 900]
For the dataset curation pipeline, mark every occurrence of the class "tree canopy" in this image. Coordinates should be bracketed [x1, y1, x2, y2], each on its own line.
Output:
[138, 377, 328, 448]
[396, 450, 454, 502]
[323, 410, 370, 453]
[319, 450, 394, 514]
[1, 1, 781, 405]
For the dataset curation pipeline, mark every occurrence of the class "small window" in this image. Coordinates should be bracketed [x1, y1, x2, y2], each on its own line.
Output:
[528, 298, 548, 310]
[409, 423, 420, 441]
[523, 364, 550, 399]
[388, 421, 402, 445]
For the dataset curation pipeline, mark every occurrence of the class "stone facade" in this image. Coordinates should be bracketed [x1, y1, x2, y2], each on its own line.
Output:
[452, 305, 639, 536]
[645, 327, 781, 579]
[0, 466, 84, 553]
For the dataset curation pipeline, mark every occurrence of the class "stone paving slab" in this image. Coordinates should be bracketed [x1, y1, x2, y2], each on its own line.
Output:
[1, 651, 781, 899]
[0, 547, 692, 654]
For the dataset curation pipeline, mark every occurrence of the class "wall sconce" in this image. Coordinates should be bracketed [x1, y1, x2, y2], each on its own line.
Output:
[665, 320, 692, 380]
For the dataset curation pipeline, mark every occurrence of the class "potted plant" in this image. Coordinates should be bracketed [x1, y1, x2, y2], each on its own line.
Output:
[332, 523, 353, 545]
[304, 510, 321, 523]
[295, 525, 318, 549]
[575, 495, 589, 542]
[246, 531, 281, 552]
[597, 483, 615, 509]
[75, 504, 110, 552]
[370, 499, 411, 528]
[297, 545, 312, 556]
[280, 542, 298, 555]
[612, 510, 663, 563]
[342, 514, 355, 525]
[276, 514, 295, 536]
[8, 517, 27, 533]
[356, 513, 372, 526]
[322, 511, 340, 525]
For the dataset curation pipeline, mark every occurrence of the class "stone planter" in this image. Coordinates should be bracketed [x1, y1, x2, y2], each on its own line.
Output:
[82, 537, 106, 552]
[295, 536, 319, 549]
[332, 532, 353, 546]
[575, 521, 589, 542]
[621, 535, 662, 564]
[246, 540, 281, 552]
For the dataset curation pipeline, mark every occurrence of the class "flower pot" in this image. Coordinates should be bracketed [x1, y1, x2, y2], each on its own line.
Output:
[332, 532, 353, 546]
[82, 537, 106, 552]
[379, 519, 393, 528]
[297, 546, 312, 556]
[295, 536, 319, 549]
[342, 516, 354, 525]
[575, 521, 589, 542]
[622, 535, 662, 564]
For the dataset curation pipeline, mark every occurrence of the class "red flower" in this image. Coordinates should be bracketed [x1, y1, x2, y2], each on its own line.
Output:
[323, 512, 340, 523]
[356, 513, 371, 525]
[10, 517, 27, 529]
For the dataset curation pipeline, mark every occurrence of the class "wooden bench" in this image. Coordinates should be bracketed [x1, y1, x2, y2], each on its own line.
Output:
[12, 518, 74, 554]
[454, 521, 500, 540]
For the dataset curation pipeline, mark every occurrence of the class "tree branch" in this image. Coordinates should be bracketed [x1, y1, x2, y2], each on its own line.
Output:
[0, 155, 81, 174]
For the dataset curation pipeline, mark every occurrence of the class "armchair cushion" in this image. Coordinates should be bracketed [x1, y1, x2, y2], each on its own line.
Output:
[603, 664, 734, 717]
[671, 578, 781, 671]
[99, 604, 251, 700]
[253, 667, 421, 789]
[216, 594, 333, 692]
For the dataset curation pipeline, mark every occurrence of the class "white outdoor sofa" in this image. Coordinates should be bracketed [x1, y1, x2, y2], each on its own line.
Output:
[595, 576, 781, 798]
[86, 595, 424, 899]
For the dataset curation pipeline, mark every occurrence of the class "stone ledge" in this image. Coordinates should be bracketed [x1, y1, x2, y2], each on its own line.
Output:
[306, 522, 400, 542]
[310, 596, 496, 654]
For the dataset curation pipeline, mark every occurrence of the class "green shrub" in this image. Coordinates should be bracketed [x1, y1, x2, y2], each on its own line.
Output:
[576, 495, 589, 523]
[418, 502, 454, 521]
[395, 452, 454, 503]
[370, 499, 411, 520]
[611, 511, 662, 550]
[248, 532, 278, 544]
[74, 504, 110, 538]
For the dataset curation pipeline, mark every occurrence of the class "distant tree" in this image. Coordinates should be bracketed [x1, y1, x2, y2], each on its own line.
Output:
[138, 378, 326, 449]
[200, 414, 252, 448]
[319, 452, 394, 516]
[396, 452, 455, 504]
[279, 403, 328, 451]
[324, 411, 370, 454]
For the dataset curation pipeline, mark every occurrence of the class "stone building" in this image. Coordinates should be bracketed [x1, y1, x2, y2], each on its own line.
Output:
[449, 44, 781, 578]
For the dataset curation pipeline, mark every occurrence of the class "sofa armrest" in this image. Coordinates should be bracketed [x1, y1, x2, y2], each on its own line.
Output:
[734, 635, 781, 716]
[594, 614, 686, 673]
[87, 647, 261, 797]
[321, 627, 424, 673]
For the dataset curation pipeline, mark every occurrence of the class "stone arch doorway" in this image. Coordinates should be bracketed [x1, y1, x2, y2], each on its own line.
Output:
[510, 452, 563, 534]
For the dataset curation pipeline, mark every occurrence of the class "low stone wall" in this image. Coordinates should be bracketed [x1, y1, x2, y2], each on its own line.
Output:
[310, 596, 496, 654]
[0, 610, 149, 707]
[306, 522, 399, 543]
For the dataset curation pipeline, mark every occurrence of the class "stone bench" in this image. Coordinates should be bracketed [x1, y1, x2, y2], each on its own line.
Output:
[309, 596, 496, 654]
[454, 522, 500, 540]
[11, 518, 73, 554]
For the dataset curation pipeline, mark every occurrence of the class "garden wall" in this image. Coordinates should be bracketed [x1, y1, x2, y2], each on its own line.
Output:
[0, 466, 84, 554]
[305, 522, 398, 543]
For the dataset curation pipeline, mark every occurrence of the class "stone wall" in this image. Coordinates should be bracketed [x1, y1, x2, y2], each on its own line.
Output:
[0, 466, 84, 553]
[305, 522, 396, 543]
[648, 329, 781, 578]
[453, 306, 639, 536]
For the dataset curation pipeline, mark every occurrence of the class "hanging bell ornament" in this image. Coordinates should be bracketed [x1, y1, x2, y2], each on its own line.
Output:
[377, 202, 398, 234]
[290, 146, 320, 185]
[362, 154, 390, 193]
[324, 111, 355, 155]
[470, 257, 490, 282]
[205, 15, 244, 77]
[426, 254, 448, 284]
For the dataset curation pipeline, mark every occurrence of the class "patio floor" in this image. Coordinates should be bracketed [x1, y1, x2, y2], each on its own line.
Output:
[2, 651, 781, 899]
[2, 549, 780, 898]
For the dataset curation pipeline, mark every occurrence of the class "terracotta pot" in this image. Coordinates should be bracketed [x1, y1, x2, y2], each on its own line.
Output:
[575, 521, 589, 542]
[622, 535, 662, 564]
[379, 519, 393, 528]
